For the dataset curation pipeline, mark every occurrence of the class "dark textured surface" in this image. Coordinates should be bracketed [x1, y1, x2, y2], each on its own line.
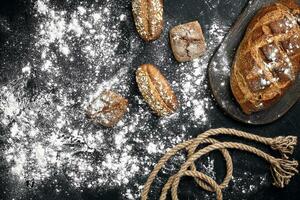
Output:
[0, 0, 299, 200]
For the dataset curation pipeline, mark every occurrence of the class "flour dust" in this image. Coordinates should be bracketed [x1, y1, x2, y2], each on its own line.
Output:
[0, 0, 265, 199]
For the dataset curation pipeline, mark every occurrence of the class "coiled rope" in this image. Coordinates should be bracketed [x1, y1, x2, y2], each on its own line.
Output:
[141, 128, 298, 200]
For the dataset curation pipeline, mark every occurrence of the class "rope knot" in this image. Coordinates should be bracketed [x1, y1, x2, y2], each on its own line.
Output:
[271, 136, 297, 158]
[271, 158, 299, 188]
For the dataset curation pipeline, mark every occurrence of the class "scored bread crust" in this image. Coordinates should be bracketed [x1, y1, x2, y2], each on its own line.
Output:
[136, 64, 178, 116]
[132, 0, 164, 41]
[231, 0, 300, 114]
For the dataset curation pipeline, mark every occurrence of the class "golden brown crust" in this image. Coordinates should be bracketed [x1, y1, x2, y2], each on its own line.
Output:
[136, 64, 178, 116]
[86, 90, 128, 127]
[231, 0, 300, 114]
[132, 0, 164, 42]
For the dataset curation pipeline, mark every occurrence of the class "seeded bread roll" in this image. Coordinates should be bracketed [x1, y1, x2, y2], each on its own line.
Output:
[132, 0, 164, 41]
[136, 64, 178, 116]
[86, 90, 128, 127]
[231, 0, 300, 114]
[170, 21, 206, 62]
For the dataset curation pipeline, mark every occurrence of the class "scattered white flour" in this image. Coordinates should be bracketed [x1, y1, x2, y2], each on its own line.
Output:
[0, 0, 265, 199]
[203, 0, 220, 10]
[179, 20, 229, 128]
[231, 171, 268, 195]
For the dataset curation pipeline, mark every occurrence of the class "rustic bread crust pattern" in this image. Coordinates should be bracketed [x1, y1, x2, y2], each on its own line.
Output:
[132, 0, 164, 41]
[86, 90, 128, 127]
[136, 64, 178, 116]
[170, 21, 206, 62]
[231, 0, 300, 114]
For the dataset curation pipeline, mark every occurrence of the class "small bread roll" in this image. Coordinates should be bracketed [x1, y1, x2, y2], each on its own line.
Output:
[170, 21, 206, 62]
[86, 90, 128, 127]
[136, 64, 178, 116]
[132, 0, 164, 41]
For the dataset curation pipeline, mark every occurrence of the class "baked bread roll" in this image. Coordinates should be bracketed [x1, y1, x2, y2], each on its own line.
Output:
[170, 21, 206, 62]
[132, 0, 164, 41]
[86, 90, 128, 127]
[231, 0, 300, 114]
[136, 64, 178, 116]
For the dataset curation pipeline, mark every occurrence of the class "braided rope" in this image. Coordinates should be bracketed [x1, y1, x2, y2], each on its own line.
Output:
[141, 128, 298, 200]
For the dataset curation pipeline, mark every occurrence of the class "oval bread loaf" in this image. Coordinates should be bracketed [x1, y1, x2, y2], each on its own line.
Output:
[136, 64, 178, 116]
[132, 0, 164, 41]
[231, 1, 300, 114]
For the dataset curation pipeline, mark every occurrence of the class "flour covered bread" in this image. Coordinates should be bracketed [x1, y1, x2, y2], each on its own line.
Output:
[170, 21, 206, 62]
[86, 90, 128, 127]
[132, 0, 163, 41]
[231, 0, 300, 114]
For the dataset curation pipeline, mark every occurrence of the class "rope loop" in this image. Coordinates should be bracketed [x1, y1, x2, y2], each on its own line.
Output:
[141, 128, 298, 200]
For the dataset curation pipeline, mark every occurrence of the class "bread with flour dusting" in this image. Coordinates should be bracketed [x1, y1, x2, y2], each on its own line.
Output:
[86, 90, 128, 127]
[231, 0, 300, 114]
[132, 0, 163, 41]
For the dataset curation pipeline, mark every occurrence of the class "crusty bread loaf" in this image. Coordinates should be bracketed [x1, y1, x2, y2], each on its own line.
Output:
[136, 64, 178, 116]
[132, 0, 164, 41]
[231, 0, 300, 114]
